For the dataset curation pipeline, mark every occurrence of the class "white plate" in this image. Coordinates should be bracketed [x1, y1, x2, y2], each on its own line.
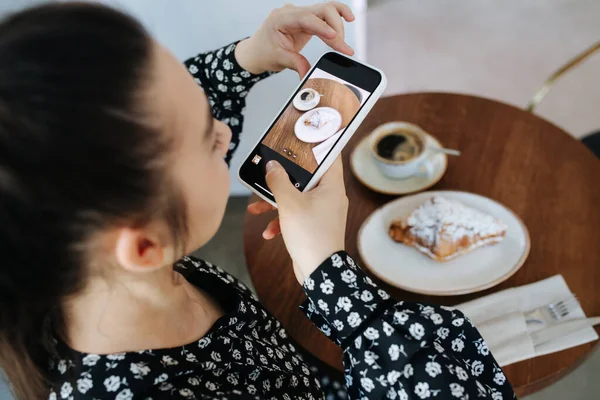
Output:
[358, 191, 530, 295]
[294, 107, 342, 143]
[350, 133, 447, 195]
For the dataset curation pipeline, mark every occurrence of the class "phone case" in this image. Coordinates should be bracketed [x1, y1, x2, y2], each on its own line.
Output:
[238, 51, 388, 207]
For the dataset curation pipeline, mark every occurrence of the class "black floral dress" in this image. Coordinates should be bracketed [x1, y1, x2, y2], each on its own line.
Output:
[48, 41, 516, 400]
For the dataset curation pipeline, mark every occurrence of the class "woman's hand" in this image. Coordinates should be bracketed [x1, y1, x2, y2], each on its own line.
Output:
[235, 2, 355, 79]
[248, 158, 348, 284]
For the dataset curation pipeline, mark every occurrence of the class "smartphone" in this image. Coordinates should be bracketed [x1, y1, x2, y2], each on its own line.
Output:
[238, 52, 387, 206]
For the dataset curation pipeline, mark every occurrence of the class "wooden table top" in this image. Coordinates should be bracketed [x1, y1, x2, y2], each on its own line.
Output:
[243, 93, 600, 398]
[262, 78, 360, 173]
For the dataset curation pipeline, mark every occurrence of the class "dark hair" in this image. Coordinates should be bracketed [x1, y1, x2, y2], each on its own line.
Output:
[0, 3, 186, 399]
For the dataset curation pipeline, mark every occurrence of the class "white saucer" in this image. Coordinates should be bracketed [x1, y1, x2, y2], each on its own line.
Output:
[357, 191, 530, 296]
[294, 107, 342, 143]
[293, 89, 320, 111]
[350, 133, 447, 195]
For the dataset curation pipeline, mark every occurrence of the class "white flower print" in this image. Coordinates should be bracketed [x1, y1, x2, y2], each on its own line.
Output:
[161, 355, 178, 366]
[188, 64, 199, 74]
[130, 362, 150, 377]
[398, 388, 409, 400]
[393, 311, 409, 325]
[437, 327, 450, 339]
[333, 319, 344, 331]
[364, 327, 380, 340]
[471, 360, 485, 376]
[451, 338, 464, 352]
[178, 388, 193, 398]
[104, 376, 121, 392]
[403, 363, 414, 378]
[317, 299, 329, 313]
[222, 59, 233, 70]
[205, 381, 217, 391]
[361, 377, 375, 392]
[452, 317, 465, 327]
[211, 351, 221, 362]
[455, 365, 469, 381]
[198, 337, 210, 349]
[82, 354, 100, 366]
[215, 70, 224, 81]
[217, 83, 228, 92]
[304, 277, 315, 291]
[60, 382, 73, 398]
[116, 389, 133, 400]
[430, 313, 444, 325]
[378, 289, 390, 299]
[49, 393, 57, 400]
[425, 361, 442, 377]
[409, 322, 425, 340]
[364, 350, 379, 365]
[337, 296, 353, 312]
[235, 84, 245, 92]
[414, 382, 431, 399]
[450, 383, 464, 398]
[226, 374, 239, 385]
[345, 374, 353, 388]
[185, 352, 197, 363]
[230, 117, 239, 126]
[387, 370, 401, 385]
[421, 305, 435, 315]
[188, 377, 200, 386]
[494, 371, 506, 385]
[57, 360, 67, 374]
[320, 279, 334, 294]
[477, 340, 490, 356]
[331, 253, 343, 267]
[247, 384, 257, 394]
[360, 290, 374, 302]
[389, 344, 401, 361]
[355, 335, 362, 349]
[387, 387, 398, 399]
[341, 269, 356, 283]
[383, 321, 394, 336]
[154, 374, 168, 384]
[321, 324, 331, 336]
[240, 70, 251, 78]
[77, 377, 93, 394]
[365, 276, 377, 287]
[204, 54, 213, 63]
[348, 312, 362, 327]
[107, 352, 125, 361]
[492, 391, 504, 400]
[232, 75, 242, 83]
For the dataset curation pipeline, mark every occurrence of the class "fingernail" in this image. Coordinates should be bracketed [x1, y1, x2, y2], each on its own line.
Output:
[266, 161, 277, 172]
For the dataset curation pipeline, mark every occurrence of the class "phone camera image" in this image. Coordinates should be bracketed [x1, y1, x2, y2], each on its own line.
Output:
[239, 52, 385, 203]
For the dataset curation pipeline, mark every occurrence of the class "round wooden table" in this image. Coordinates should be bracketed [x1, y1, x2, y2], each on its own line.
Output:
[243, 93, 600, 398]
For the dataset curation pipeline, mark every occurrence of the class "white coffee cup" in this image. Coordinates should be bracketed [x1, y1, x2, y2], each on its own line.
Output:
[293, 88, 320, 111]
[370, 122, 434, 180]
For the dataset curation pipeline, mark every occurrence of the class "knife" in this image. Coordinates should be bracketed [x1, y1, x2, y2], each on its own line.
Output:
[531, 317, 600, 346]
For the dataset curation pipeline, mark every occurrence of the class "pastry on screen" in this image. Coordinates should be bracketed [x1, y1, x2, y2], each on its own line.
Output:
[388, 196, 507, 261]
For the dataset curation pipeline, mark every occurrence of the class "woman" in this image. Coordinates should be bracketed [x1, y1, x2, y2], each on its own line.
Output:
[0, 2, 515, 399]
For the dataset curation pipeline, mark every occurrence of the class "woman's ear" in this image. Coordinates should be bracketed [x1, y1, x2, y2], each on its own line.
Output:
[114, 225, 175, 273]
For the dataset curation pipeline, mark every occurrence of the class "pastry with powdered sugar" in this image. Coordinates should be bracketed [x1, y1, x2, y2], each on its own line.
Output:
[388, 196, 507, 261]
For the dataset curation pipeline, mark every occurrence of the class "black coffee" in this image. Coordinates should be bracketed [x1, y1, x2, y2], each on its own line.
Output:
[376, 132, 422, 162]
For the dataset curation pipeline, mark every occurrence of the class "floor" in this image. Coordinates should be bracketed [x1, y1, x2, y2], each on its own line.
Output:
[367, 0, 600, 140]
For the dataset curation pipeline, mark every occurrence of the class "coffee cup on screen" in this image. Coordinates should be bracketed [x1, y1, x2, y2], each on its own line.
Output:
[370, 122, 434, 179]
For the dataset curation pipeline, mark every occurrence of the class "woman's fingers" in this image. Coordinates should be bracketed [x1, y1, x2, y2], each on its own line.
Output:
[278, 50, 311, 79]
[280, 10, 336, 39]
[320, 6, 353, 55]
[262, 217, 281, 240]
[247, 200, 276, 215]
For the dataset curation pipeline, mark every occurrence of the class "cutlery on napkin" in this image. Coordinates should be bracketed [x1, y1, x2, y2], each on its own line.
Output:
[455, 275, 599, 367]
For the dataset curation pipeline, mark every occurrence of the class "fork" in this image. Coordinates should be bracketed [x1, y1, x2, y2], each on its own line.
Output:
[525, 295, 580, 325]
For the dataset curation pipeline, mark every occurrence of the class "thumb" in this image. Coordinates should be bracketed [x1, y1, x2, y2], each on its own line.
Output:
[265, 161, 297, 203]
[278, 50, 311, 79]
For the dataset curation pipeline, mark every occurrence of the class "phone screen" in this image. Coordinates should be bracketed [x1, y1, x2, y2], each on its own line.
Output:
[239, 53, 382, 201]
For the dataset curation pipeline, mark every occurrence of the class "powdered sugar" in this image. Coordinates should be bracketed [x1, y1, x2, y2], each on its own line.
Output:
[405, 196, 507, 247]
